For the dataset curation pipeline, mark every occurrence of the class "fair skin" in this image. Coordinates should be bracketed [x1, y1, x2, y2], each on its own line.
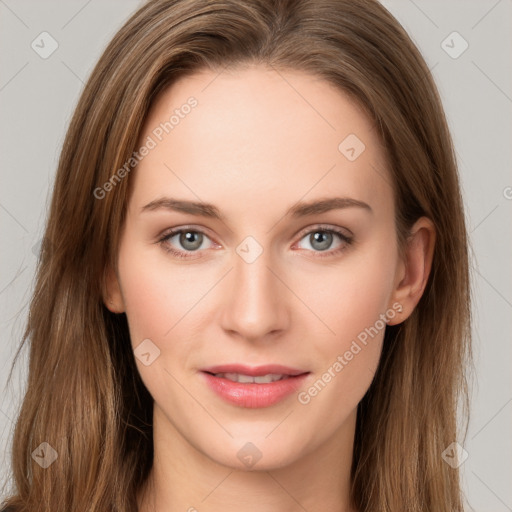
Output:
[105, 65, 435, 512]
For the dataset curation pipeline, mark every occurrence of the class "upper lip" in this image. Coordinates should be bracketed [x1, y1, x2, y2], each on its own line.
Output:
[201, 364, 308, 377]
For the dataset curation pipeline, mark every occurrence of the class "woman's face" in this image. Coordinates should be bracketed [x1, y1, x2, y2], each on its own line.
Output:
[107, 65, 408, 470]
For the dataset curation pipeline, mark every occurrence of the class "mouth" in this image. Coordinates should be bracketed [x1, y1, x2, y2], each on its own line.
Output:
[206, 372, 292, 384]
[200, 364, 310, 408]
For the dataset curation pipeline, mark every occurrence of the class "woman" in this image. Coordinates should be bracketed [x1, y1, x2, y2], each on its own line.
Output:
[1, 0, 472, 510]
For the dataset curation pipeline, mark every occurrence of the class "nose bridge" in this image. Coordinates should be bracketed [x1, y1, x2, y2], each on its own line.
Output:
[220, 239, 287, 339]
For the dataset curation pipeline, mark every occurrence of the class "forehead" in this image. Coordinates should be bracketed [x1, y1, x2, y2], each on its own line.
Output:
[131, 65, 393, 219]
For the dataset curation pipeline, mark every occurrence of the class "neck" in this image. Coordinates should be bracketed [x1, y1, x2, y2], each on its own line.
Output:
[137, 405, 358, 512]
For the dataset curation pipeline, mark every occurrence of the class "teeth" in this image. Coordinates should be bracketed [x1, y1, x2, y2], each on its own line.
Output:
[254, 374, 284, 384]
[215, 373, 286, 383]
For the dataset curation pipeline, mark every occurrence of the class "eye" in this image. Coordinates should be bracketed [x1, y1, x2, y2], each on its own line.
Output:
[158, 225, 353, 260]
[158, 227, 217, 259]
[294, 226, 353, 257]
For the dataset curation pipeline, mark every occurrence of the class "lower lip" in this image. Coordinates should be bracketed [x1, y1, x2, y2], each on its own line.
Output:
[201, 372, 309, 408]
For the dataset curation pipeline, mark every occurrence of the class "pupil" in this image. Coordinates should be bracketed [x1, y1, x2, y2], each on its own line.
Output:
[178, 231, 333, 252]
[181, 231, 202, 250]
[311, 231, 332, 251]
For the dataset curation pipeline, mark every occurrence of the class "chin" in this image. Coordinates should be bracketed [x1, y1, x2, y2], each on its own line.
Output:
[198, 432, 310, 472]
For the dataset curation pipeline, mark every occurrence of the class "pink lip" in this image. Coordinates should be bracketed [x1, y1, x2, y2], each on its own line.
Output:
[200, 364, 310, 408]
[202, 364, 306, 377]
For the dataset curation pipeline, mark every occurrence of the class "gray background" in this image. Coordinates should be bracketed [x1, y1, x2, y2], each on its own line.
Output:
[0, 0, 511, 510]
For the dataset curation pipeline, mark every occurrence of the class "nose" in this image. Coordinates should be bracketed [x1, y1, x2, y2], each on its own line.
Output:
[219, 246, 290, 342]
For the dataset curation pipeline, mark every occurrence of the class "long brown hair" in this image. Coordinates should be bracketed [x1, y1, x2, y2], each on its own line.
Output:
[1, 0, 473, 510]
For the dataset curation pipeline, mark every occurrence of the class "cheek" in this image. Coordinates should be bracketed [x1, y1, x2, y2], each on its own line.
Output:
[117, 244, 211, 403]
[293, 241, 396, 406]
[117, 240, 213, 343]
[299, 241, 397, 345]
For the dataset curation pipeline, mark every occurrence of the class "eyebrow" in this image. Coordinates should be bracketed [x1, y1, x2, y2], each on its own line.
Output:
[140, 196, 373, 219]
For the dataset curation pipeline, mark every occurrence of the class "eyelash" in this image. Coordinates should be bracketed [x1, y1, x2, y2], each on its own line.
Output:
[157, 225, 353, 260]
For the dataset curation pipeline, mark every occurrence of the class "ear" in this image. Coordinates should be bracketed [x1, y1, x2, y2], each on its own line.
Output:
[387, 216, 436, 326]
[102, 263, 126, 313]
